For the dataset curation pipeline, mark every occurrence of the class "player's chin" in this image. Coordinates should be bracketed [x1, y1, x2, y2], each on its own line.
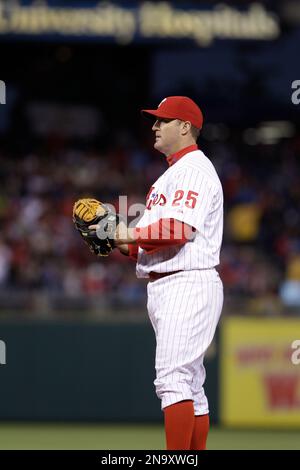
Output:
[154, 139, 163, 152]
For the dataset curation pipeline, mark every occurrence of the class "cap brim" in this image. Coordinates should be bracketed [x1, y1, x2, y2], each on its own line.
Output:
[141, 109, 176, 121]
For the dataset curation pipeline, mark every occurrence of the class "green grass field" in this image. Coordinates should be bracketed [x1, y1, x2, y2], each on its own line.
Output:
[0, 423, 299, 450]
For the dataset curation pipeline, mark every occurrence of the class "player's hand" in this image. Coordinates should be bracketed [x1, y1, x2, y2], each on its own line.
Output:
[117, 244, 130, 256]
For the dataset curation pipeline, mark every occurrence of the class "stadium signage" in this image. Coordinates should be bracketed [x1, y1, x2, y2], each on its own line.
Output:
[222, 318, 300, 427]
[0, 1, 280, 46]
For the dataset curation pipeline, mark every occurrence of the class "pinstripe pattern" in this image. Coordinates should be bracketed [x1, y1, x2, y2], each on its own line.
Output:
[147, 269, 223, 413]
[139, 149, 224, 414]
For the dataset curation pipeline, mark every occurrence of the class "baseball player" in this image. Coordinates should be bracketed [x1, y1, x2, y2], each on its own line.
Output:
[114, 96, 224, 450]
[73, 96, 223, 450]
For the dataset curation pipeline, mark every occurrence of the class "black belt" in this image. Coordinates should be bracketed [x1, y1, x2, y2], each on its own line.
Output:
[149, 270, 182, 281]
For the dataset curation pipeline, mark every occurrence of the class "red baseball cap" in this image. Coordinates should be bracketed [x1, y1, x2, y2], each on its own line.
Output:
[141, 96, 203, 129]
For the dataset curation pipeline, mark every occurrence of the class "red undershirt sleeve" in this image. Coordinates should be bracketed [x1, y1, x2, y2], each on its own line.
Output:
[133, 218, 195, 255]
[128, 244, 139, 261]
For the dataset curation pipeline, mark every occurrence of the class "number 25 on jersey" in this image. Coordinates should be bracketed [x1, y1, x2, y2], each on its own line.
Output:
[172, 190, 199, 209]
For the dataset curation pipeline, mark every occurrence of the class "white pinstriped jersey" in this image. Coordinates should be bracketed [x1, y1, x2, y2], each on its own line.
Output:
[136, 149, 223, 278]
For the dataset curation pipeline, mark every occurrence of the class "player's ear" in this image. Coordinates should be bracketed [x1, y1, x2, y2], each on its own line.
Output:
[181, 121, 192, 135]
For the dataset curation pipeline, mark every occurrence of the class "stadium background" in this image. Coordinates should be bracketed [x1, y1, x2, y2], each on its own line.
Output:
[0, 0, 300, 449]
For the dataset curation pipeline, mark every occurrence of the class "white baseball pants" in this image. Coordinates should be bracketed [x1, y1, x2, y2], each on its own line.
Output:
[147, 269, 223, 415]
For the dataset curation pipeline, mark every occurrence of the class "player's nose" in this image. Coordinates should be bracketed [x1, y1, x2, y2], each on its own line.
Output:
[152, 120, 160, 131]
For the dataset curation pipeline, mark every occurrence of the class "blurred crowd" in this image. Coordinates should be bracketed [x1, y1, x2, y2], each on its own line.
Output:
[0, 112, 300, 316]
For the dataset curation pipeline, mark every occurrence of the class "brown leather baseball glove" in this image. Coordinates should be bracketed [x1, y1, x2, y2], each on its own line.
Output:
[72, 198, 120, 257]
